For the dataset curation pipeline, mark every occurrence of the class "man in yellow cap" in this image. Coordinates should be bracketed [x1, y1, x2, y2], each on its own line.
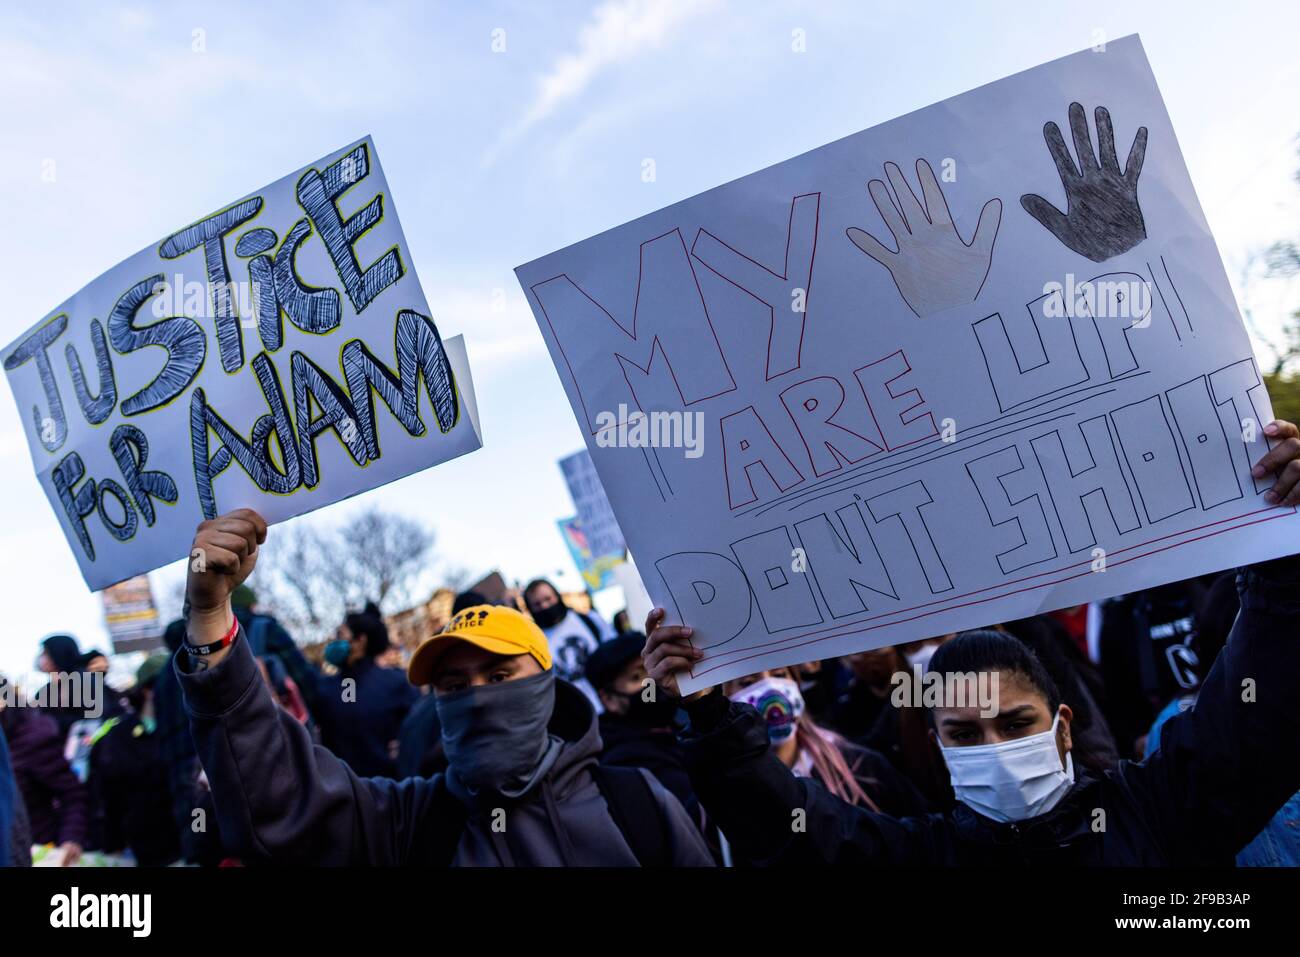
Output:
[173, 510, 713, 866]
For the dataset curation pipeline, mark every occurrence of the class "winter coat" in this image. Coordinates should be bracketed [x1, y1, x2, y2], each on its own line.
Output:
[87, 713, 182, 865]
[312, 656, 418, 779]
[0, 706, 88, 848]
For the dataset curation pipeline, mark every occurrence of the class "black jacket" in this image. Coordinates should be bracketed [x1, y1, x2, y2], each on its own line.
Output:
[311, 657, 418, 779]
[87, 713, 182, 865]
[396, 693, 445, 780]
[598, 714, 696, 814]
[681, 559, 1300, 866]
[176, 632, 714, 866]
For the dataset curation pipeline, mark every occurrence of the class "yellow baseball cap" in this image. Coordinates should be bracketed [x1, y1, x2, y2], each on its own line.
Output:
[407, 605, 552, 686]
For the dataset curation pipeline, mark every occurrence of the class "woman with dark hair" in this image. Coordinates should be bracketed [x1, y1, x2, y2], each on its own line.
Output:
[998, 616, 1119, 772]
[647, 551, 1300, 866]
[312, 602, 418, 778]
[646, 529, 1300, 866]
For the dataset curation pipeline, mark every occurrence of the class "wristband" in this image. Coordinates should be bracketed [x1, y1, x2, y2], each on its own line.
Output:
[186, 616, 239, 656]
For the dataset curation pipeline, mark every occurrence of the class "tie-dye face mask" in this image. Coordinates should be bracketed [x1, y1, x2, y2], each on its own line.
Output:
[731, 675, 805, 744]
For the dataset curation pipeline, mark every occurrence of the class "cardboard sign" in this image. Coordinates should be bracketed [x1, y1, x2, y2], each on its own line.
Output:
[4, 137, 482, 590]
[517, 37, 1299, 692]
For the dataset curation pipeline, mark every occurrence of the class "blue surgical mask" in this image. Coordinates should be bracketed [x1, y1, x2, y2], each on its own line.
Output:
[324, 639, 351, 667]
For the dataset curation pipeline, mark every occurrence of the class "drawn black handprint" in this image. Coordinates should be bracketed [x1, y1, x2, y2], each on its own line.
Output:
[1020, 103, 1148, 263]
[846, 158, 1002, 318]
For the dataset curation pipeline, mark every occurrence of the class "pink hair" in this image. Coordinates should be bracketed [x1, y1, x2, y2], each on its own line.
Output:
[795, 718, 880, 811]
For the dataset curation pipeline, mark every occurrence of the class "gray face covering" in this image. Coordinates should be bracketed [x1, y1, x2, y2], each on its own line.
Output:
[437, 668, 556, 797]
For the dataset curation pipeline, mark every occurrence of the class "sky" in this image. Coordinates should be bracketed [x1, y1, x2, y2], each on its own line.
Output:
[0, 0, 1297, 679]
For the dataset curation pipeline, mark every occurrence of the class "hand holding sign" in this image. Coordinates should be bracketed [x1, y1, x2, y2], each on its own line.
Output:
[1255, 420, 1300, 506]
[641, 607, 704, 699]
[186, 508, 267, 648]
[1020, 103, 1148, 263]
[847, 158, 1002, 318]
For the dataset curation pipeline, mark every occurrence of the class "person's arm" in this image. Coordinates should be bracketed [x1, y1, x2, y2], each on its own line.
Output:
[1124, 420, 1300, 862]
[1125, 555, 1300, 862]
[178, 627, 451, 864]
[643, 610, 938, 865]
[179, 510, 451, 865]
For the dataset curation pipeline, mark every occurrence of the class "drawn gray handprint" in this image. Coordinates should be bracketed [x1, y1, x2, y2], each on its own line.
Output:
[1020, 103, 1148, 263]
[846, 158, 1002, 318]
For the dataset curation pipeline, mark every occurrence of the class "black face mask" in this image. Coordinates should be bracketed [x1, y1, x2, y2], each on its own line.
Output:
[437, 669, 556, 795]
[530, 601, 568, 630]
[609, 689, 680, 728]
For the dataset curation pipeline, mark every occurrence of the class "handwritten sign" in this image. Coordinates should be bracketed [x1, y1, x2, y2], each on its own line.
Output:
[517, 36, 1299, 692]
[4, 137, 482, 590]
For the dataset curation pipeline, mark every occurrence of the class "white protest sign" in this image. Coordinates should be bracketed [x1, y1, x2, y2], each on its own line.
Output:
[560, 448, 628, 560]
[516, 36, 1298, 693]
[4, 136, 483, 591]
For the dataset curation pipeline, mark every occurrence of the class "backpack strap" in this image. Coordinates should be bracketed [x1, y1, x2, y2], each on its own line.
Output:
[591, 764, 672, 867]
[576, 611, 604, 645]
[431, 765, 672, 866]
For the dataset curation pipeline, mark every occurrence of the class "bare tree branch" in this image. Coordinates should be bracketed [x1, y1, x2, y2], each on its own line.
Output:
[251, 507, 438, 642]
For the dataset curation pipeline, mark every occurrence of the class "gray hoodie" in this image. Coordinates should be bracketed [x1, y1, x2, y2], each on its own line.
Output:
[176, 630, 713, 866]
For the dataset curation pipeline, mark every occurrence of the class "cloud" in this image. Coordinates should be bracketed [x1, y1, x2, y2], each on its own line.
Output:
[484, 0, 718, 165]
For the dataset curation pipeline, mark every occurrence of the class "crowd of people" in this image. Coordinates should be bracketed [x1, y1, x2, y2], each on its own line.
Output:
[2, 419, 1299, 867]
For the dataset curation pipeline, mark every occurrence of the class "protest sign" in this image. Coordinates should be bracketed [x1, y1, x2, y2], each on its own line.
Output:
[517, 36, 1299, 692]
[100, 575, 161, 654]
[4, 137, 482, 591]
[559, 449, 628, 560]
[558, 515, 625, 591]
